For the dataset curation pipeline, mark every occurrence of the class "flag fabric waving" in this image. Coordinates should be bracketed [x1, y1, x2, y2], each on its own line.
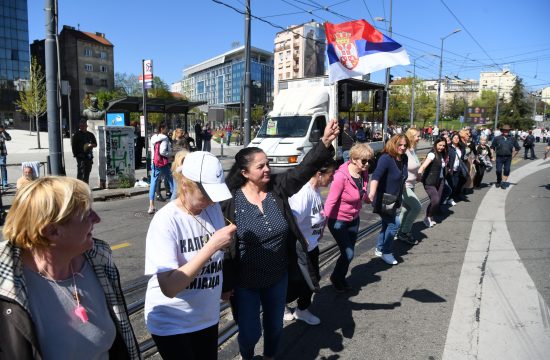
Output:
[325, 19, 410, 82]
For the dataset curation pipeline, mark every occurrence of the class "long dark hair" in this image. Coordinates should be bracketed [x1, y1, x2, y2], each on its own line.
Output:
[226, 147, 265, 191]
[432, 136, 448, 160]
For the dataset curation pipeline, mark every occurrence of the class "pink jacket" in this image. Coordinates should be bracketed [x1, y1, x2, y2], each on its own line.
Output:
[324, 161, 369, 222]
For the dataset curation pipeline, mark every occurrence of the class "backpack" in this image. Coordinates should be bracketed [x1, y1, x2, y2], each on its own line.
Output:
[153, 140, 169, 167]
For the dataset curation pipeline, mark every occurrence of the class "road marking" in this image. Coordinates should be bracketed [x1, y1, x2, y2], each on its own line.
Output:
[111, 242, 130, 250]
[443, 159, 550, 360]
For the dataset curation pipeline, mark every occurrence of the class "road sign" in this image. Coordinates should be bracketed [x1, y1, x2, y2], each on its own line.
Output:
[142, 59, 153, 89]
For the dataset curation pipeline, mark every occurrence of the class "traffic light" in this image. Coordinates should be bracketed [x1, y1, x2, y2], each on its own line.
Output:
[373, 90, 387, 112]
[338, 83, 352, 111]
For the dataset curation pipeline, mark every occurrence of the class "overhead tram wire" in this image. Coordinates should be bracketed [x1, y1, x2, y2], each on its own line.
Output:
[360, 0, 376, 25]
[280, 0, 328, 22]
[211, 0, 327, 46]
[439, 0, 501, 71]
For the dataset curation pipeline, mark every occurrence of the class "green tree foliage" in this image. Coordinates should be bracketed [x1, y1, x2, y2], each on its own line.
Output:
[15, 57, 46, 148]
[446, 95, 467, 120]
[501, 78, 533, 129]
[388, 84, 411, 124]
[114, 72, 142, 96]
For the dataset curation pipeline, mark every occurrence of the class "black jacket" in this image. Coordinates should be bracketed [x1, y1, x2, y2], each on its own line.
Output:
[71, 130, 97, 159]
[221, 142, 334, 296]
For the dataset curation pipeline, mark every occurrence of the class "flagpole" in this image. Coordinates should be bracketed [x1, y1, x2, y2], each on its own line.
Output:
[383, 0, 392, 142]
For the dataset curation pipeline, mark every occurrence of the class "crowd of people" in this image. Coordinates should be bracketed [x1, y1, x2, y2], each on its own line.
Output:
[3, 117, 549, 360]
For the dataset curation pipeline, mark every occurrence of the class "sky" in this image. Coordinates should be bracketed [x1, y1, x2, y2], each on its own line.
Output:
[27, 0, 550, 93]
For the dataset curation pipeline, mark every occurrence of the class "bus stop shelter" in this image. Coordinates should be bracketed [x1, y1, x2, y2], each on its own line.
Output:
[104, 97, 206, 131]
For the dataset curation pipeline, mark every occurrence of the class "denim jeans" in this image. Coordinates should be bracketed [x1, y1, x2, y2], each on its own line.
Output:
[234, 273, 288, 360]
[495, 155, 512, 184]
[0, 155, 7, 186]
[149, 164, 174, 201]
[328, 217, 360, 286]
[343, 150, 350, 163]
[376, 213, 400, 254]
[398, 187, 421, 235]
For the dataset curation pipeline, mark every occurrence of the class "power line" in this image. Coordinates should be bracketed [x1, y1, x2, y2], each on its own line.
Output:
[439, 0, 501, 70]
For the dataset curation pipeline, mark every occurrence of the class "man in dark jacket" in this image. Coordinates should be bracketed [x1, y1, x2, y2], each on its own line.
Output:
[0, 124, 12, 187]
[523, 130, 536, 160]
[71, 119, 97, 184]
[491, 124, 520, 189]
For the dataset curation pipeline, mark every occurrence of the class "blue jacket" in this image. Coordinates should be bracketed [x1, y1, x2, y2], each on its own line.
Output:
[371, 153, 408, 211]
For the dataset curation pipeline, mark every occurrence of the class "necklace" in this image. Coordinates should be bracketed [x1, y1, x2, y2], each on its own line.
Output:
[179, 199, 214, 241]
[40, 263, 89, 323]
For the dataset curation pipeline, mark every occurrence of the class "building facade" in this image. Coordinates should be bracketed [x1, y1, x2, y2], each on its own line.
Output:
[180, 45, 273, 116]
[273, 21, 326, 95]
[479, 70, 516, 102]
[31, 25, 115, 132]
[0, 0, 30, 128]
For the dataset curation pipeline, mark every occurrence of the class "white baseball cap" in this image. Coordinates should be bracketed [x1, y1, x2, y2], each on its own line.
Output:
[180, 151, 232, 202]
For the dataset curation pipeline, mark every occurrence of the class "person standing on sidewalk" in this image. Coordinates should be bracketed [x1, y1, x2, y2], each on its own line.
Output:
[418, 137, 448, 227]
[491, 124, 520, 189]
[284, 158, 337, 324]
[395, 128, 422, 245]
[325, 143, 373, 291]
[195, 121, 203, 151]
[0, 124, 12, 187]
[71, 119, 97, 185]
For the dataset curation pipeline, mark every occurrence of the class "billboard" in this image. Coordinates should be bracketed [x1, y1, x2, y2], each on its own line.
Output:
[303, 24, 326, 78]
[106, 113, 125, 126]
[465, 107, 488, 125]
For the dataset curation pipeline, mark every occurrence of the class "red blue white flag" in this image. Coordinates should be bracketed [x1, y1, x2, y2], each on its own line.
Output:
[325, 19, 410, 82]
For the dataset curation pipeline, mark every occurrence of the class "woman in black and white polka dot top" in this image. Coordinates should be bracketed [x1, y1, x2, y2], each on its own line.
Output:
[221, 119, 339, 360]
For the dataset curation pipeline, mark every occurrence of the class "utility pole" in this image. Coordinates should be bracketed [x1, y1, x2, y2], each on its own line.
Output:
[382, 0, 392, 141]
[243, 0, 251, 146]
[142, 59, 149, 179]
[45, 0, 63, 175]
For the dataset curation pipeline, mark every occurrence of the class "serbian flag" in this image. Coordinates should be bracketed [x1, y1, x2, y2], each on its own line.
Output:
[325, 19, 410, 82]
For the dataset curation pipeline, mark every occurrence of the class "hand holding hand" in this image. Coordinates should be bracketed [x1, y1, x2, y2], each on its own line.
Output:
[322, 119, 340, 147]
[209, 224, 237, 251]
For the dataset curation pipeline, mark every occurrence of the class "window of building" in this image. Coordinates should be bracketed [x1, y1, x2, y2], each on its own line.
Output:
[85, 78, 93, 85]
[84, 64, 93, 71]
[99, 65, 107, 73]
[100, 51, 107, 59]
[100, 79, 107, 87]
[84, 48, 92, 57]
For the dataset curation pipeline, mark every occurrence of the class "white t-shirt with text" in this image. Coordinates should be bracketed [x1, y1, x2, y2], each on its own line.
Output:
[144, 201, 224, 336]
[288, 182, 325, 252]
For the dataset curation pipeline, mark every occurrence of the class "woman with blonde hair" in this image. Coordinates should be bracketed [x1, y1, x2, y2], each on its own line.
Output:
[144, 150, 237, 360]
[0, 177, 140, 359]
[394, 128, 422, 245]
[368, 134, 409, 265]
[325, 142, 373, 291]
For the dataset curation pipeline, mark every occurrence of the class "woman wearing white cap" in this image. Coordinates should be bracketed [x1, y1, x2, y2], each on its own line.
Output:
[144, 151, 237, 360]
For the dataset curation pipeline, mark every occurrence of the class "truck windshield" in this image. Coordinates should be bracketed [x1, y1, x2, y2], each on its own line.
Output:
[256, 116, 311, 138]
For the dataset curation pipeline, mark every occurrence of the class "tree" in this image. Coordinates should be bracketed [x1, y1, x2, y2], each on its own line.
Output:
[114, 72, 142, 96]
[15, 57, 46, 149]
[501, 78, 533, 129]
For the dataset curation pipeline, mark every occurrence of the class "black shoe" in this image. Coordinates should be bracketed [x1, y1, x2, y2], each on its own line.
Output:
[330, 276, 346, 293]
[166, 192, 172, 198]
[495, 182, 501, 188]
[156, 194, 165, 202]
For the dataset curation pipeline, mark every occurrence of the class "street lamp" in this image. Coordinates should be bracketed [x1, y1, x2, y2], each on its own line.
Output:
[494, 70, 510, 132]
[435, 29, 461, 127]
[375, 2, 393, 141]
[409, 54, 437, 127]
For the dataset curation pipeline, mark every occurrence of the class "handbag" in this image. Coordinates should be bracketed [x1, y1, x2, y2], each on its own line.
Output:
[380, 192, 398, 217]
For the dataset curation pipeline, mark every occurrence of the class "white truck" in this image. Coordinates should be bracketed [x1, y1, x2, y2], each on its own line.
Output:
[250, 75, 384, 172]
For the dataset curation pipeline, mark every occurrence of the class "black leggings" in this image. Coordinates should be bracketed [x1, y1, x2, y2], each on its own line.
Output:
[152, 323, 218, 360]
[424, 180, 444, 217]
[297, 247, 320, 310]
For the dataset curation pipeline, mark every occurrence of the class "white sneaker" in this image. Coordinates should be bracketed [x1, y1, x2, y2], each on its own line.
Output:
[423, 217, 433, 228]
[283, 306, 294, 321]
[381, 253, 398, 265]
[293, 308, 321, 325]
[447, 199, 456, 206]
[430, 218, 437, 227]
[374, 248, 383, 257]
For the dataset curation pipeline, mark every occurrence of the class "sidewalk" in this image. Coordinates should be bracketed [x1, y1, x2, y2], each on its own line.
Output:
[0, 130, 245, 208]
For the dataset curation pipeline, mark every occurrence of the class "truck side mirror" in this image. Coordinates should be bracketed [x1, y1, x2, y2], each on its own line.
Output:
[310, 129, 321, 143]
